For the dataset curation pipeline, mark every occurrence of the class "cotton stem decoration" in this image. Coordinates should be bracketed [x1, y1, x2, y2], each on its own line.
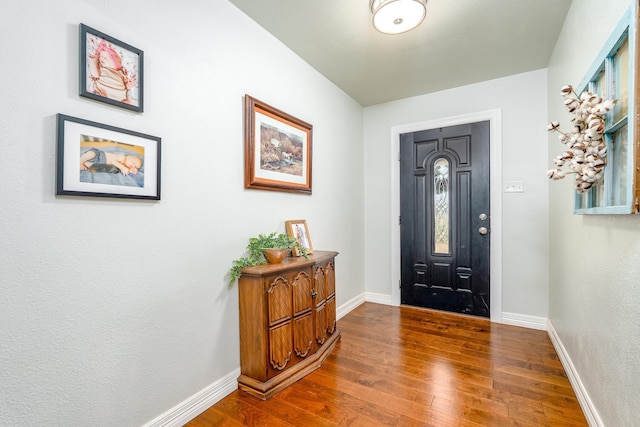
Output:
[547, 85, 616, 193]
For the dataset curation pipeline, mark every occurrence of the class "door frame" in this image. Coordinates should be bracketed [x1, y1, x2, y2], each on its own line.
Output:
[390, 109, 503, 322]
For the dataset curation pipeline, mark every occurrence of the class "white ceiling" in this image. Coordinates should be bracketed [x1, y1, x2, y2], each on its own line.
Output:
[228, 0, 573, 106]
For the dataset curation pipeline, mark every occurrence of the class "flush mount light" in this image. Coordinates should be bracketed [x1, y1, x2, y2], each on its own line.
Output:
[370, 0, 428, 34]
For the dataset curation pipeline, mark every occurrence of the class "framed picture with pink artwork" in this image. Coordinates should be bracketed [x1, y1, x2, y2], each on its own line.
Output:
[79, 23, 144, 112]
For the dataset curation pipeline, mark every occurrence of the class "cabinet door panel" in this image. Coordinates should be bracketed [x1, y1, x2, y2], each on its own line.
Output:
[267, 276, 292, 326]
[325, 262, 335, 297]
[292, 271, 313, 315]
[314, 266, 326, 303]
[326, 297, 336, 334]
[269, 322, 292, 371]
[315, 303, 327, 345]
[293, 312, 313, 358]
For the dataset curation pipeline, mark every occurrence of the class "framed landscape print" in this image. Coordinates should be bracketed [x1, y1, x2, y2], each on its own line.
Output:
[56, 114, 161, 200]
[285, 219, 314, 256]
[79, 23, 144, 112]
[244, 95, 312, 194]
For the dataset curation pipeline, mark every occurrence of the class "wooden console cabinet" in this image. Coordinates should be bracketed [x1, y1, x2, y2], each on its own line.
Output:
[237, 251, 340, 399]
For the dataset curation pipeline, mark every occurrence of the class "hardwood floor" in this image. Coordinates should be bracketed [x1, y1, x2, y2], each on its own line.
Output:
[186, 303, 587, 426]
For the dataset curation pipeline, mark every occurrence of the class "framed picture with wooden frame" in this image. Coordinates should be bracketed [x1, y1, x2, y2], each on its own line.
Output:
[79, 23, 144, 112]
[244, 95, 312, 194]
[285, 219, 314, 256]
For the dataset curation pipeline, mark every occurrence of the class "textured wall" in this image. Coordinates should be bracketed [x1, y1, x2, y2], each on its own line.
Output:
[547, 0, 640, 425]
[0, 1, 364, 425]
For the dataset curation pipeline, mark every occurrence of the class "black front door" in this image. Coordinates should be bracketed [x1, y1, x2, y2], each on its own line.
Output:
[400, 121, 490, 317]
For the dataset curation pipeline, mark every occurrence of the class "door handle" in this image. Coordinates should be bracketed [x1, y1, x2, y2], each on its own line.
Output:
[478, 227, 488, 235]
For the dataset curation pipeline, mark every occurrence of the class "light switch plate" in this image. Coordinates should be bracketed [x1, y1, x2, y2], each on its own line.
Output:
[504, 180, 524, 193]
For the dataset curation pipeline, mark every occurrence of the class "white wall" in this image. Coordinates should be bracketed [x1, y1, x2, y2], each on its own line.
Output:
[0, 1, 364, 425]
[547, 0, 640, 425]
[363, 69, 550, 321]
[9, 0, 638, 425]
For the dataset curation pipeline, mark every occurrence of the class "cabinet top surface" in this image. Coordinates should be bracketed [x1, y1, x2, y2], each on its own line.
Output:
[241, 250, 338, 276]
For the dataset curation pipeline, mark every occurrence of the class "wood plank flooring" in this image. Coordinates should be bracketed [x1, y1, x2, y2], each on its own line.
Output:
[186, 303, 587, 426]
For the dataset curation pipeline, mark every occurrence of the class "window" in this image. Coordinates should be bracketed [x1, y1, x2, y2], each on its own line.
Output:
[574, 7, 638, 214]
[433, 158, 450, 254]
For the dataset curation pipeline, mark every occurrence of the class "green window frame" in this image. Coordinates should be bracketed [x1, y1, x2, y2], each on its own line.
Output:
[574, 7, 638, 214]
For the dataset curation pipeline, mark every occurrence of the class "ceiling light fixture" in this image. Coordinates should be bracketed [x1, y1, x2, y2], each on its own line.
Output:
[370, 0, 427, 34]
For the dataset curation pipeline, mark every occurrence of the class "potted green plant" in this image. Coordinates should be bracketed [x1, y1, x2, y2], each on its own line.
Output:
[227, 232, 309, 285]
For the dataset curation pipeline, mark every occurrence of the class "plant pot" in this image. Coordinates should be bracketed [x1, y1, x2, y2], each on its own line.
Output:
[263, 248, 291, 264]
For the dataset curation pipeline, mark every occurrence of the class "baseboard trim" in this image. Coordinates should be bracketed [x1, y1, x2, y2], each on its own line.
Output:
[547, 320, 602, 427]
[501, 312, 547, 330]
[358, 296, 548, 332]
[364, 291, 395, 306]
[337, 292, 366, 319]
[142, 368, 240, 427]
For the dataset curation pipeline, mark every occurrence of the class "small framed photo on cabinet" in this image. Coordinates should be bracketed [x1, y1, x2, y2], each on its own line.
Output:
[285, 219, 313, 256]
